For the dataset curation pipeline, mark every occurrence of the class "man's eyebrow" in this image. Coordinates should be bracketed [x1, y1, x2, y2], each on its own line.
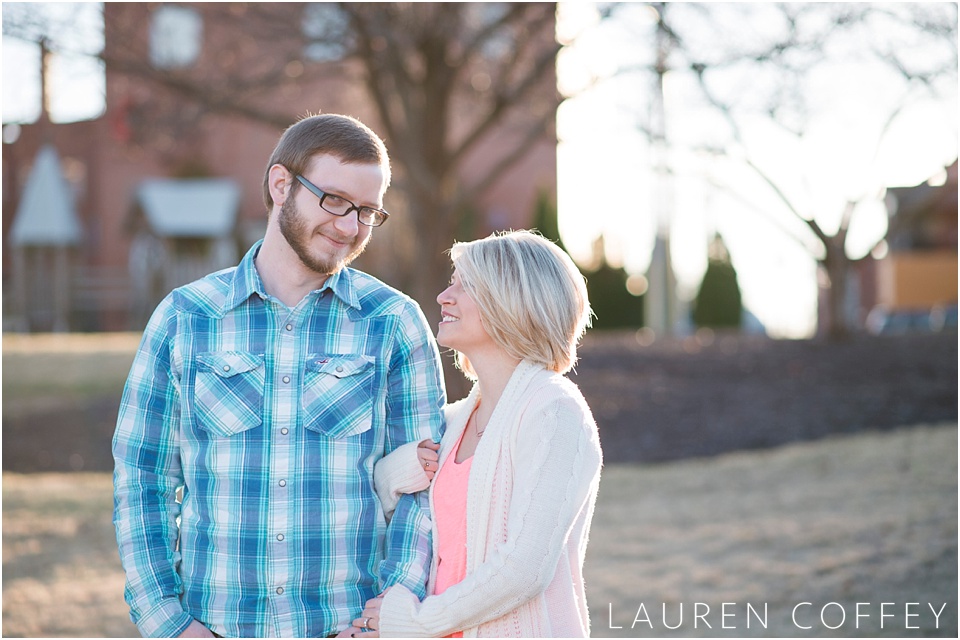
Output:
[321, 184, 382, 209]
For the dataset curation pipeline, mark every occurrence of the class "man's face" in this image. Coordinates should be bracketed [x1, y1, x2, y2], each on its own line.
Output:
[278, 154, 386, 276]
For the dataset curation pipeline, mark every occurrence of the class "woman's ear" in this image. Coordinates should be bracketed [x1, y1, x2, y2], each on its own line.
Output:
[268, 164, 291, 207]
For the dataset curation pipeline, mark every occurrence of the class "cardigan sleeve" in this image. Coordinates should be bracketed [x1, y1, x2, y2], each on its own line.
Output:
[374, 440, 432, 520]
[378, 394, 602, 637]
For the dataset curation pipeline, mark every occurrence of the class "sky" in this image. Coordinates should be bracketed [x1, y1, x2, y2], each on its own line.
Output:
[3, 2, 957, 338]
[555, 2, 958, 338]
[2, 3, 105, 125]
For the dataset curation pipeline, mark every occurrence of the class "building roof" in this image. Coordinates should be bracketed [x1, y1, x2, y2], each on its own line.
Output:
[885, 159, 958, 251]
[137, 178, 241, 237]
[9, 144, 83, 246]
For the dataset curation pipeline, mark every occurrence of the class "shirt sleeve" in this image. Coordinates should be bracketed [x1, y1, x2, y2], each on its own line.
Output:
[377, 396, 603, 637]
[377, 299, 446, 597]
[112, 296, 194, 638]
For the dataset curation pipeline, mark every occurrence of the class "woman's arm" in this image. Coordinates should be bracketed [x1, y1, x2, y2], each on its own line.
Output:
[375, 396, 602, 637]
[374, 439, 438, 519]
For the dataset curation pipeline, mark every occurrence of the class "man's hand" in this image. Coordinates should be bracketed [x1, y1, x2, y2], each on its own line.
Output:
[177, 619, 216, 638]
[417, 439, 441, 480]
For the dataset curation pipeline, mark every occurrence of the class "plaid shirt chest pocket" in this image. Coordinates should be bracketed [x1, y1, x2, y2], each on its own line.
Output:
[194, 351, 265, 437]
[302, 354, 376, 439]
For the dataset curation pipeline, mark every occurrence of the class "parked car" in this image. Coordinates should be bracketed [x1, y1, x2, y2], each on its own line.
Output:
[929, 303, 958, 332]
[866, 304, 958, 335]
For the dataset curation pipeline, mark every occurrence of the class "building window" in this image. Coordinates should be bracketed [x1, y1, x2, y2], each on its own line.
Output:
[150, 6, 203, 69]
[303, 3, 350, 62]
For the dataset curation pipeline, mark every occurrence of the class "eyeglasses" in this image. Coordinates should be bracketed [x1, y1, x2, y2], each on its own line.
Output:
[294, 174, 390, 227]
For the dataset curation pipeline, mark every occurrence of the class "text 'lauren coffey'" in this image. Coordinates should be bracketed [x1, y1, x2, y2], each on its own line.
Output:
[608, 602, 950, 631]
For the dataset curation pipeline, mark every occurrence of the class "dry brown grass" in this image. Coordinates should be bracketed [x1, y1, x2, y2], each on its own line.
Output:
[2, 473, 139, 637]
[3, 333, 956, 637]
[2, 333, 140, 419]
[586, 423, 958, 637]
[2, 425, 955, 638]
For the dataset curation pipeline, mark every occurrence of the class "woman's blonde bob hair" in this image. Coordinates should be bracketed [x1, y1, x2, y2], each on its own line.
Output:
[449, 229, 592, 378]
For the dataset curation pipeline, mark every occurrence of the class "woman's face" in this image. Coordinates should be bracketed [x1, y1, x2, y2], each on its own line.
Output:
[436, 269, 493, 353]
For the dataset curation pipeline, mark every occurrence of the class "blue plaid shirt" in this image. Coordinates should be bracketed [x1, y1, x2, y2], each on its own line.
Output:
[113, 241, 445, 638]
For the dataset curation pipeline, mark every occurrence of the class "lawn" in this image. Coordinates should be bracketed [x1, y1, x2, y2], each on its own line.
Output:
[2, 332, 141, 419]
[3, 424, 956, 637]
[2, 332, 956, 637]
[587, 422, 958, 638]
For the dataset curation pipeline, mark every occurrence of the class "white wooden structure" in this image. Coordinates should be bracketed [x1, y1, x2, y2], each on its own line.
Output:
[129, 178, 241, 325]
[8, 145, 83, 332]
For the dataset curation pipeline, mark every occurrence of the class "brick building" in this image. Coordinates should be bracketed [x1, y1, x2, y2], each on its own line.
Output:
[3, 3, 558, 331]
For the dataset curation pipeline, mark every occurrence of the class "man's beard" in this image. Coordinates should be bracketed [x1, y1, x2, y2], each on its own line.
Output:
[278, 197, 370, 276]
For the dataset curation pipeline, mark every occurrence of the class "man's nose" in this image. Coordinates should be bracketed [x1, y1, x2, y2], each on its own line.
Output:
[332, 209, 361, 236]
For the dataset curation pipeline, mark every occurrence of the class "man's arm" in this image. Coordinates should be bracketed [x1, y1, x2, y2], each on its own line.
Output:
[377, 300, 446, 597]
[113, 296, 195, 637]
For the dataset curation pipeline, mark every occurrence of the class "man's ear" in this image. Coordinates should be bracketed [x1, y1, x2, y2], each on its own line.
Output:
[268, 164, 292, 207]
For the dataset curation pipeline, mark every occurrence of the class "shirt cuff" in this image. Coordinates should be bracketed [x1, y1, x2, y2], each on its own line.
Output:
[135, 598, 193, 638]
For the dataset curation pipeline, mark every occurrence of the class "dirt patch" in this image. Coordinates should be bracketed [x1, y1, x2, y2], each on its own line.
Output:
[571, 331, 958, 463]
[2, 331, 956, 472]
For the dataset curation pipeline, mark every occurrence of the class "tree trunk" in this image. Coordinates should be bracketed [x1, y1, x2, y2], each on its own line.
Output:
[406, 188, 472, 402]
[819, 245, 852, 341]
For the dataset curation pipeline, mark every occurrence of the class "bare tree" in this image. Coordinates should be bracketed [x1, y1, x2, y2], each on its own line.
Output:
[6, 2, 568, 394]
[618, 2, 957, 339]
[6, 2, 560, 299]
[338, 4, 562, 307]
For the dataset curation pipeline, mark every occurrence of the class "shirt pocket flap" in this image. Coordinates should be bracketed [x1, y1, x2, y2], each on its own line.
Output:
[302, 354, 376, 439]
[194, 351, 265, 438]
[197, 351, 264, 378]
[305, 354, 375, 379]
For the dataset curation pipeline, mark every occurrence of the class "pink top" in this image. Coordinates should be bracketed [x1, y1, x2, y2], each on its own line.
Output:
[431, 429, 473, 638]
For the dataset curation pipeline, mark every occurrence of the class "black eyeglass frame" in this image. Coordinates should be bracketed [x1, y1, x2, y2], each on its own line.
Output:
[294, 174, 390, 227]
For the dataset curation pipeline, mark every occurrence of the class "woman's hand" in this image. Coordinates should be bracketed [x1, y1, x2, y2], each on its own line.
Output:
[417, 439, 441, 480]
[177, 620, 216, 637]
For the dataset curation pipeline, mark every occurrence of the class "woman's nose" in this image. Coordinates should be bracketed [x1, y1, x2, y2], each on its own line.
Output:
[437, 286, 452, 305]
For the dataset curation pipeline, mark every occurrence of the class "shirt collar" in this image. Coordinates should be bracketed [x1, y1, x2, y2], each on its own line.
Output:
[223, 239, 361, 314]
[322, 267, 361, 310]
[222, 240, 267, 314]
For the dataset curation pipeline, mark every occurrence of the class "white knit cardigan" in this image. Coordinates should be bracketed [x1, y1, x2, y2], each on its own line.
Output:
[373, 360, 603, 637]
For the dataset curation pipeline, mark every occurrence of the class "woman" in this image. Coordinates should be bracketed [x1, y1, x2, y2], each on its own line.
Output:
[354, 229, 603, 637]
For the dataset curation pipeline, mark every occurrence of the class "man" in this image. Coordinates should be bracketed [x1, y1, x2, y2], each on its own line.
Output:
[113, 114, 446, 638]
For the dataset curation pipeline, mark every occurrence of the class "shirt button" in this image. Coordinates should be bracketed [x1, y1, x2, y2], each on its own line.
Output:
[276, 533, 285, 541]
[285, 323, 293, 331]
[282, 375, 291, 384]
[335, 366, 344, 373]
[222, 365, 231, 372]
[276, 587, 284, 595]
[281, 428, 289, 435]
[279, 479, 286, 487]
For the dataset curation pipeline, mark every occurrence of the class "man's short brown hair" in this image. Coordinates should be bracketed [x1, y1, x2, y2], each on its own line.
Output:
[262, 113, 391, 211]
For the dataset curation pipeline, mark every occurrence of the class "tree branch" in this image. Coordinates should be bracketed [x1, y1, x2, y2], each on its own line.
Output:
[456, 116, 553, 212]
[449, 38, 560, 167]
[689, 67, 831, 249]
